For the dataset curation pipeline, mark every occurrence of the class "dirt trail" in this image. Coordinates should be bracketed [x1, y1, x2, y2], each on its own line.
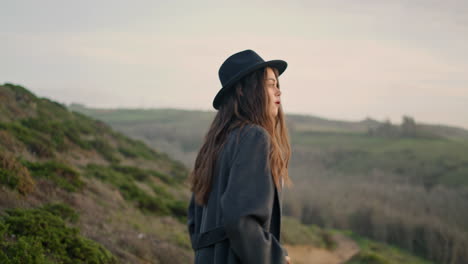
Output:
[284, 233, 360, 264]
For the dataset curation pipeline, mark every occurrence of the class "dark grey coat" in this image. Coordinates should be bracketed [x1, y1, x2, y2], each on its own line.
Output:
[187, 124, 288, 264]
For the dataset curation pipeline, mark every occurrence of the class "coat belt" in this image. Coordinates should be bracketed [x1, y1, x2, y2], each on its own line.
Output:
[191, 225, 273, 251]
[191, 226, 228, 250]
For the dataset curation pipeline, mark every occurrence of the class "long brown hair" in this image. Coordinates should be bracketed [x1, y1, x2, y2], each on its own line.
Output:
[189, 66, 292, 206]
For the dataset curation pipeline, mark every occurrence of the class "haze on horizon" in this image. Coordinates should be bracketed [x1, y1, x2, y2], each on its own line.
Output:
[1, 0, 467, 129]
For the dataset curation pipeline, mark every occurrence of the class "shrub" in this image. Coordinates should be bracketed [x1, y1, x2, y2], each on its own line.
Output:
[89, 138, 120, 163]
[41, 202, 79, 223]
[0, 151, 35, 195]
[0, 207, 117, 264]
[149, 170, 176, 185]
[84, 163, 186, 221]
[119, 181, 170, 215]
[347, 251, 390, 264]
[22, 160, 84, 192]
[20, 117, 67, 151]
[117, 135, 160, 160]
[8, 123, 55, 158]
[169, 160, 188, 182]
[117, 146, 138, 158]
[110, 164, 148, 182]
[3, 83, 38, 100]
[167, 199, 188, 221]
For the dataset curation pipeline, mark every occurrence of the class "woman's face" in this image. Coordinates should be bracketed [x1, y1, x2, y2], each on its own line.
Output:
[264, 67, 281, 119]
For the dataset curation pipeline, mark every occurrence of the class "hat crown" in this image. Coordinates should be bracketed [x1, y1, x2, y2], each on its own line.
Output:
[212, 49, 287, 110]
[218, 49, 265, 87]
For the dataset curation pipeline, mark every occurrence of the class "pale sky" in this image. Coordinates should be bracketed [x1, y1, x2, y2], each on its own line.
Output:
[1, 0, 467, 129]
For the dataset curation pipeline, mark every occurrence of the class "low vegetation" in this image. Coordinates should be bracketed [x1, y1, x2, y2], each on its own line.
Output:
[0, 83, 192, 263]
[345, 231, 433, 264]
[0, 203, 117, 264]
[83, 163, 187, 222]
[281, 216, 336, 249]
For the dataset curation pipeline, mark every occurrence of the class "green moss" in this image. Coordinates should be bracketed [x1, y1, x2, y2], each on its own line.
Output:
[0, 207, 117, 264]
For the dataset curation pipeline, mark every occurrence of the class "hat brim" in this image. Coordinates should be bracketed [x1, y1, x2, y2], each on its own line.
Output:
[212, 59, 287, 110]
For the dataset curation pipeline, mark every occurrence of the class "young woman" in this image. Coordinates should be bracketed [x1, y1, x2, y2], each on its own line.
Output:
[187, 49, 292, 264]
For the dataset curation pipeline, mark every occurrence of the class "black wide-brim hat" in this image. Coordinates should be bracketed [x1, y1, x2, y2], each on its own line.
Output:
[213, 49, 287, 110]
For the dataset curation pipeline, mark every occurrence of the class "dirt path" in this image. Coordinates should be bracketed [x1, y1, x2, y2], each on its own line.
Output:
[284, 233, 360, 264]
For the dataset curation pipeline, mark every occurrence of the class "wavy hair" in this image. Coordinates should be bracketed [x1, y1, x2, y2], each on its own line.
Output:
[189, 66, 292, 206]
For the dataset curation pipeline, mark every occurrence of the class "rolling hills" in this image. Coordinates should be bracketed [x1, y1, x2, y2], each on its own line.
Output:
[69, 103, 468, 264]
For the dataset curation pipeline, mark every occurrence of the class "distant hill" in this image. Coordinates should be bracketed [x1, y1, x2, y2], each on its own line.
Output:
[68, 104, 468, 189]
[68, 103, 468, 168]
[70, 103, 468, 264]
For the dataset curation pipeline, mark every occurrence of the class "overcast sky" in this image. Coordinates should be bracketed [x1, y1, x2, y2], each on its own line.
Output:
[1, 0, 467, 129]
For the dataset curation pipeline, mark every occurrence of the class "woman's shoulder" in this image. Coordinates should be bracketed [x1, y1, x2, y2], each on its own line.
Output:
[231, 123, 267, 138]
[222, 123, 270, 166]
[229, 123, 269, 146]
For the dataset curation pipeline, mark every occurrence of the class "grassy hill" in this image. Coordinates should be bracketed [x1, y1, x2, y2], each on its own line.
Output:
[0, 83, 193, 263]
[68, 104, 468, 264]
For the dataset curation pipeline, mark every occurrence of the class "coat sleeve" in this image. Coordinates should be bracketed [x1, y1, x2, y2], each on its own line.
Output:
[220, 126, 287, 264]
[187, 193, 196, 247]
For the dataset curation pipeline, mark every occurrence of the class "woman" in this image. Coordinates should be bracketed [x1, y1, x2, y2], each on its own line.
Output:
[187, 49, 292, 264]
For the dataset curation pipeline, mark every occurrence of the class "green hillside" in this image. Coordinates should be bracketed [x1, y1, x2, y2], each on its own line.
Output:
[0, 83, 192, 263]
[68, 104, 468, 264]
